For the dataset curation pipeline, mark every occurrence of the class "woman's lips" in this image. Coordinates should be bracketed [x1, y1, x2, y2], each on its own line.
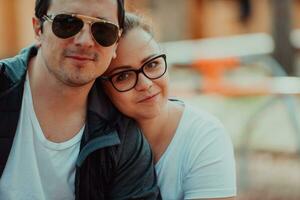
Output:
[137, 92, 160, 103]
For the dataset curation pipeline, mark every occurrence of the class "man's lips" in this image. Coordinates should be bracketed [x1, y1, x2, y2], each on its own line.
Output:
[137, 92, 160, 103]
[66, 55, 95, 61]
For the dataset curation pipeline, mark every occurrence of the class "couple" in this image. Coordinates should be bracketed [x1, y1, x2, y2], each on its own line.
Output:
[0, 0, 236, 199]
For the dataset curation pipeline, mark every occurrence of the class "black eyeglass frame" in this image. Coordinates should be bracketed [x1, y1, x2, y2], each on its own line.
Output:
[42, 13, 121, 47]
[102, 54, 167, 92]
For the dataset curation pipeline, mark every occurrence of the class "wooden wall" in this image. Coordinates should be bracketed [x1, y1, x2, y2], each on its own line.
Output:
[1, 0, 300, 58]
[0, 0, 35, 58]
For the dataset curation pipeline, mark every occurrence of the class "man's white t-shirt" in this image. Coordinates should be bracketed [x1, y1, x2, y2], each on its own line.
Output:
[0, 74, 84, 200]
[155, 103, 236, 200]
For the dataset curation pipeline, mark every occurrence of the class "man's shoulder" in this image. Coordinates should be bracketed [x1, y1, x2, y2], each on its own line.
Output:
[115, 115, 142, 144]
[88, 82, 142, 142]
[0, 45, 36, 83]
[0, 55, 24, 81]
[0, 56, 25, 94]
[114, 115, 150, 158]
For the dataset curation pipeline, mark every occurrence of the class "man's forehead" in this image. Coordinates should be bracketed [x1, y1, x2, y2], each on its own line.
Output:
[51, 0, 118, 4]
[49, 0, 119, 21]
[49, 0, 118, 12]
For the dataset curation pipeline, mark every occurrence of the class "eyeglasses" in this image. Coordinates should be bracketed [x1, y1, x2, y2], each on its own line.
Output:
[101, 54, 167, 92]
[42, 13, 121, 47]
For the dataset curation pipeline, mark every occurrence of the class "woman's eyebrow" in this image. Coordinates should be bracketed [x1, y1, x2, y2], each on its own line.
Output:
[140, 54, 159, 64]
[109, 53, 161, 75]
[109, 66, 133, 74]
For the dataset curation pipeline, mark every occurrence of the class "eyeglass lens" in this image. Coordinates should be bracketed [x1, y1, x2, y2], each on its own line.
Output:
[111, 55, 167, 92]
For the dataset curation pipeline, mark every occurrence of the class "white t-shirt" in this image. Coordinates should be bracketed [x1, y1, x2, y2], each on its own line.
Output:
[0, 74, 84, 200]
[155, 103, 236, 200]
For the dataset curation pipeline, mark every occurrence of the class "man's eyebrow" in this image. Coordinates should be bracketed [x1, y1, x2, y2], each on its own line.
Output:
[64, 12, 115, 23]
[95, 16, 115, 23]
[96, 16, 108, 21]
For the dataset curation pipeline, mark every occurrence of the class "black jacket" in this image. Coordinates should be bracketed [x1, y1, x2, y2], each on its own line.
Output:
[0, 46, 161, 199]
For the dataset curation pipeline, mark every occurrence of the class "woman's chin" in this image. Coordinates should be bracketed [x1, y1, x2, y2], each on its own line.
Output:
[134, 108, 161, 121]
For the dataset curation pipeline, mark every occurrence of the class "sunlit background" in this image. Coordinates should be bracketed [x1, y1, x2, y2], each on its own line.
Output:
[1, 0, 300, 199]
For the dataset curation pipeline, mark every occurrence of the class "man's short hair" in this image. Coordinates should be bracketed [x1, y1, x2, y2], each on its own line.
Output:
[35, 0, 125, 29]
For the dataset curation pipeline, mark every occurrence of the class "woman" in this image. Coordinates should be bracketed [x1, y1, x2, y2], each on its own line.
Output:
[101, 13, 237, 200]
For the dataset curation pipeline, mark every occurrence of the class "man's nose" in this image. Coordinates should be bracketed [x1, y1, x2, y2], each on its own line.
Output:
[73, 23, 95, 47]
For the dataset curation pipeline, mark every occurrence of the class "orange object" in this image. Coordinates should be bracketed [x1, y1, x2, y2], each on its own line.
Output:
[192, 57, 242, 94]
[191, 57, 274, 96]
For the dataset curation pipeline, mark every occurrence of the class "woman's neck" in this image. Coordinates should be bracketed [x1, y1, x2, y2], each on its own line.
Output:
[138, 101, 184, 163]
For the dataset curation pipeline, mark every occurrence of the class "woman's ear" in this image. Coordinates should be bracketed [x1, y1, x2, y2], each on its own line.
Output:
[32, 17, 43, 47]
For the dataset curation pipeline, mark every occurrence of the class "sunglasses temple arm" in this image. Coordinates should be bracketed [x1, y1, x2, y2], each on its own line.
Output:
[99, 76, 110, 81]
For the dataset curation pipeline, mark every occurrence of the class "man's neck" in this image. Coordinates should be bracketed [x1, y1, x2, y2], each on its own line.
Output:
[29, 55, 93, 107]
[27, 56, 92, 142]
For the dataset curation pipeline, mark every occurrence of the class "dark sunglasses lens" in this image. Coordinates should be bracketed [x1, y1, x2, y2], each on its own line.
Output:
[52, 14, 83, 39]
[91, 23, 119, 47]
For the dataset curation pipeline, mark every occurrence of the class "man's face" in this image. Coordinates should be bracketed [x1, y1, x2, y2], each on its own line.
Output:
[35, 0, 119, 87]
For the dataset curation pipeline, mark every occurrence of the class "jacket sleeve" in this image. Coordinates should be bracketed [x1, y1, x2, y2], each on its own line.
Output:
[109, 120, 161, 200]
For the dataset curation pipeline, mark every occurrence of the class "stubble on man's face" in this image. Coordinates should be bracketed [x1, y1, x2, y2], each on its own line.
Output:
[37, 0, 119, 88]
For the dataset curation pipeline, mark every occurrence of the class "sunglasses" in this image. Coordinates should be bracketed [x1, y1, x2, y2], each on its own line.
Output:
[42, 13, 121, 47]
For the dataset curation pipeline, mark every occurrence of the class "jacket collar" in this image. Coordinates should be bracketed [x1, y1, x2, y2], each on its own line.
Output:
[88, 80, 119, 122]
[0, 45, 122, 143]
[0, 45, 37, 85]
[0, 45, 36, 112]
[81, 81, 121, 142]
[1, 45, 120, 121]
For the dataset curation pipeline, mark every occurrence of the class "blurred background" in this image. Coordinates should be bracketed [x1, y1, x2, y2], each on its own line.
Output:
[1, 0, 300, 199]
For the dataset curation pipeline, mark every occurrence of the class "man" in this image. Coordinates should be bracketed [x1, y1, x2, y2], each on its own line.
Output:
[0, 0, 160, 199]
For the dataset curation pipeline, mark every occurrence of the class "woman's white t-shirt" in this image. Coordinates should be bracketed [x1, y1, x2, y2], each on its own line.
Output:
[155, 104, 236, 200]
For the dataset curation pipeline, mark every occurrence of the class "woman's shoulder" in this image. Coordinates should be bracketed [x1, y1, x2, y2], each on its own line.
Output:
[171, 99, 225, 133]
[171, 100, 232, 153]
[170, 98, 220, 120]
[186, 104, 222, 124]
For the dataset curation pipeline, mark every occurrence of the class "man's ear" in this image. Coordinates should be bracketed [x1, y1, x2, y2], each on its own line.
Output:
[112, 42, 120, 59]
[112, 30, 123, 59]
[32, 17, 43, 47]
[112, 46, 117, 59]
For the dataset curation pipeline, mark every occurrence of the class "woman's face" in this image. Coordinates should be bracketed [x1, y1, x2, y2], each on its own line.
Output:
[103, 27, 169, 120]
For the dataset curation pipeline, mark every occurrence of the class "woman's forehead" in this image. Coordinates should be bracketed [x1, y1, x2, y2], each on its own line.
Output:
[105, 28, 161, 74]
[118, 28, 160, 57]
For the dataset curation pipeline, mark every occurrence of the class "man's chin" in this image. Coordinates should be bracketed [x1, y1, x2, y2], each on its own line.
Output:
[63, 76, 96, 88]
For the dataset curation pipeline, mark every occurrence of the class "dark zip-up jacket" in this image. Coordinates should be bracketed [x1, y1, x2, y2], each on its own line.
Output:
[0, 46, 161, 200]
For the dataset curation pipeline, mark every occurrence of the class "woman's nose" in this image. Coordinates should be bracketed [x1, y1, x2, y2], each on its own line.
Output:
[135, 73, 153, 91]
